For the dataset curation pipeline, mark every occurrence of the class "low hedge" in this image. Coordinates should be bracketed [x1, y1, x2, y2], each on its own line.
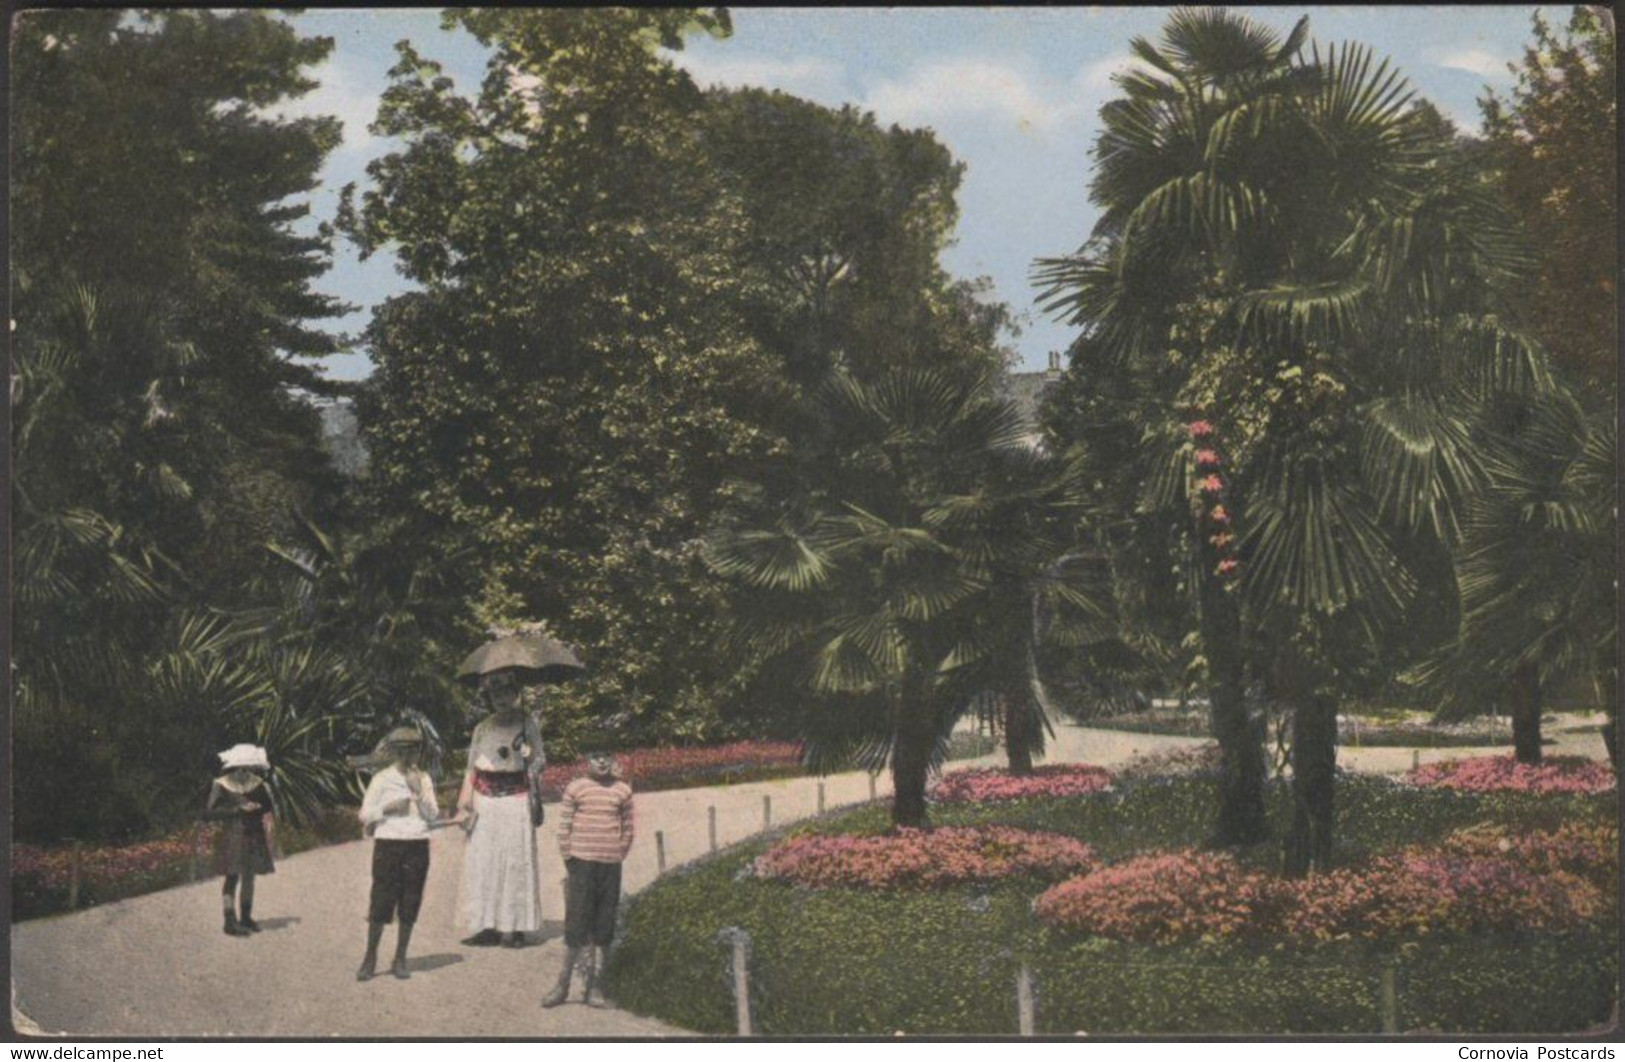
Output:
[605, 774, 1617, 1034]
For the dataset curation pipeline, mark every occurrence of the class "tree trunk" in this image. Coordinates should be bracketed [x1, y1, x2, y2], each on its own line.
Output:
[1508, 662, 1543, 764]
[891, 682, 935, 829]
[1283, 688, 1337, 878]
[1200, 570, 1268, 846]
[1004, 695, 1035, 776]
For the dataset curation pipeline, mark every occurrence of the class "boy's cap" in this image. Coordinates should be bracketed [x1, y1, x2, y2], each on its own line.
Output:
[382, 726, 425, 747]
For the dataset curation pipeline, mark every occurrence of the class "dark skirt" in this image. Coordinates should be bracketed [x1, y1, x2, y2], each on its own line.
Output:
[214, 819, 275, 877]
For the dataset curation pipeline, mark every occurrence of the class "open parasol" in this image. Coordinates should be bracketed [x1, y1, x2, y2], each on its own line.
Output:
[457, 624, 585, 686]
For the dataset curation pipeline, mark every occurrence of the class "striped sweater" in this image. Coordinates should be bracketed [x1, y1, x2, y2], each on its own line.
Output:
[557, 776, 635, 864]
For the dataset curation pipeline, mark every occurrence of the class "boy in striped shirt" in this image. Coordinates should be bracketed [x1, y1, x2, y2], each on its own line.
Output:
[542, 747, 634, 1008]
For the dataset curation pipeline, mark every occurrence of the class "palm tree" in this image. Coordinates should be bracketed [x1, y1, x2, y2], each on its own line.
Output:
[1037, 9, 1546, 872]
[708, 365, 1103, 826]
[1413, 390, 1615, 762]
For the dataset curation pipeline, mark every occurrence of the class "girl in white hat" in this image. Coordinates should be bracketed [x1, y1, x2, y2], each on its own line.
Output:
[204, 744, 276, 937]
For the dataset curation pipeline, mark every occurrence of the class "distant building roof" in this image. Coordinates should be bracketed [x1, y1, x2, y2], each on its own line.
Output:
[1000, 352, 1063, 449]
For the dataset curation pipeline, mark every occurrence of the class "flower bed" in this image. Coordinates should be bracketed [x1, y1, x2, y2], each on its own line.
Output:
[1036, 824, 1611, 944]
[1407, 755, 1615, 794]
[931, 764, 1113, 804]
[1034, 849, 1275, 944]
[12, 826, 222, 894]
[755, 826, 1096, 891]
[11, 806, 363, 920]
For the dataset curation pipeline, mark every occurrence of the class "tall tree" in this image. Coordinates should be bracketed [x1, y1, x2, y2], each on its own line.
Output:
[340, 10, 782, 747]
[11, 11, 355, 839]
[1037, 9, 1544, 872]
[1481, 7, 1616, 393]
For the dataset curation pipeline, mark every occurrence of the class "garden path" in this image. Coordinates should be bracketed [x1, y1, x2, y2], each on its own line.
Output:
[10, 721, 1608, 1038]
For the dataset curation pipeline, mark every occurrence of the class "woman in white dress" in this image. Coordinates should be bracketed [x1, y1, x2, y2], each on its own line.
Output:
[456, 669, 544, 947]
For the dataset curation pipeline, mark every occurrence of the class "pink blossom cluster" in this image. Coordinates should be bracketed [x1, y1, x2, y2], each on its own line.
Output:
[1035, 827, 1611, 944]
[541, 740, 803, 798]
[1280, 850, 1604, 940]
[1034, 849, 1277, 944]
[1406, 755, 1616, 795]
[755, 826, 1097, 891]
[13, 825, 221, 891]
[1186, 418, 1241, 584]
[1433, 821, 1617, 894]
[931, 764, 1115, 804]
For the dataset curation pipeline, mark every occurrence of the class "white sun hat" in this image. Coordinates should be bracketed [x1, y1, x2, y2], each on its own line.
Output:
[218, 744, 270, 771]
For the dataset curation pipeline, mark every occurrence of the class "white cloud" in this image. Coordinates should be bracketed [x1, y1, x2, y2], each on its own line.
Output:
[1431, 47, 1511, 78]
[1076, 54, 1152, 92]
[863, 60, 1082, 133]
[261, 61, 384, 153]
[668, 51, 847, 100]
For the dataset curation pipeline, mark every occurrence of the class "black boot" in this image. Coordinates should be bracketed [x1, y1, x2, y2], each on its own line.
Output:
[239, 901, 261, 933]
[357, 922, 385, 982]
[391, 922, 414, 980]
[541, 947, 581, 1008]
[223, 912, 249, 937]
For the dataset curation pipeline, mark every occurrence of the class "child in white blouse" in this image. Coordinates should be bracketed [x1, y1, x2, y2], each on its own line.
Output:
[356, 726, 450, 981]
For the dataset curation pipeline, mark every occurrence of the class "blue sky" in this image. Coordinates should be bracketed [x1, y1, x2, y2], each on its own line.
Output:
[281, 6, 1565, 381]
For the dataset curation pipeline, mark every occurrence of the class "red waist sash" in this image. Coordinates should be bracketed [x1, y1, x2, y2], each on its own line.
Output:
[473, 770, 528, 798]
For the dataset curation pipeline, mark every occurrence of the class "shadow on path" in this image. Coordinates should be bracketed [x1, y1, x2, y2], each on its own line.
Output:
[407, 953, 464, 974]
[256, 917, 301, 931]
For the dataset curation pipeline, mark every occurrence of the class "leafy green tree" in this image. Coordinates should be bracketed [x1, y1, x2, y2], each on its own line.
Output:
[341, 9, 783, 747]
[1481, 7, 1616, 393]
[709, 366, 1100, 826]
[1037, 9, 1545, 872]
[702, 88, 1023, 751]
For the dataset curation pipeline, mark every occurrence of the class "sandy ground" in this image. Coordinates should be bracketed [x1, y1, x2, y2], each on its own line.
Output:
[10, 720, 1609, 1038]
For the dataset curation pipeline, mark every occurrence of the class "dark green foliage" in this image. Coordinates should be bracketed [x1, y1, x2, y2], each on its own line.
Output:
[608, 775, 1616, 1034]
[708, 367, 1106, 826]
[340, 10, 786, 748]
[10, 11, 358, 842]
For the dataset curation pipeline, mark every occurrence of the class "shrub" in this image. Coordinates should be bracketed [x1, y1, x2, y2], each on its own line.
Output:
[1033, 850, 1277, 944]
[755, 826, 1096, 891]
[1115, 743, 1223, 782]
[932, 764, 1113, 804]
[1407, 755, 1615, 794]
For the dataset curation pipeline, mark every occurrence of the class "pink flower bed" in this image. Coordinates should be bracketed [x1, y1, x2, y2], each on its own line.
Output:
[1036, 825, 1610, 944]
[932, 765, 1114, 804]
[13, 825, 221, 891]
[1406, 755, 1615, 794]
[755, 826, 1096, 891]
[541, 740, 803, 798]
[1033, 850, 1278, 944]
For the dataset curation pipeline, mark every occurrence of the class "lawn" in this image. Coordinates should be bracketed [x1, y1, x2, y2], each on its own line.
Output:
[606, 766, 1617, 1035]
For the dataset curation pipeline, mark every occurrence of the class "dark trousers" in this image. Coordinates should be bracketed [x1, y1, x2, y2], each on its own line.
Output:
[564, 858, 622, 947]
[369, 839, 430, 925]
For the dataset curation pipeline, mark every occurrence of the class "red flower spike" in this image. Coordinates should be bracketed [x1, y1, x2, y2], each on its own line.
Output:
[1201, 474, 1224, 493]
[1187, 420, 1215, 439]
[1195, 449, 1221, 468]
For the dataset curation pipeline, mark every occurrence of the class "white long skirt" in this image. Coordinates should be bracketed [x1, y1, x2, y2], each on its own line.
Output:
[459, 791, 541, 933]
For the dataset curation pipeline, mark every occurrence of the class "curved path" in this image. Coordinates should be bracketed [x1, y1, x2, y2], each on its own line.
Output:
[10, 721, 1608, 1037]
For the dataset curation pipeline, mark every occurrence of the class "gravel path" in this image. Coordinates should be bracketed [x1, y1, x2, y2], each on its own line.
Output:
[10, 720, 1608, 1037]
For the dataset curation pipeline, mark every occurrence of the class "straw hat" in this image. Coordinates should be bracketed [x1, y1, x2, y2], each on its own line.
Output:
[218, 744, 270, 771]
